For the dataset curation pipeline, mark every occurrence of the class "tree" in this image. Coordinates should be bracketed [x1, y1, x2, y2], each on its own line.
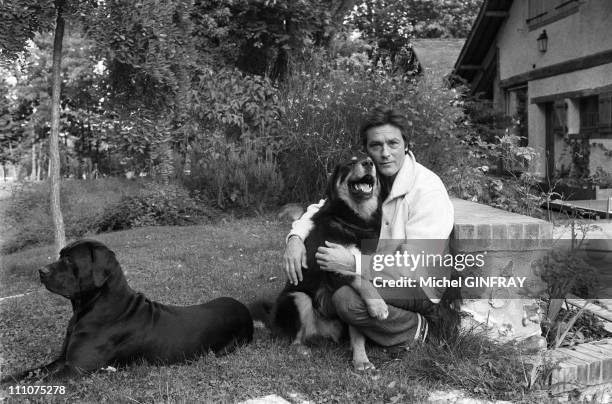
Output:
[82, 0, 342, 182]
[187, 0, 358, 80]
[0, 1, 56, 60]
[0, 0, 91, 254]
[48, 0, 67, 252]
[347, 0, 481, 62]
[0, 74, 20, 180]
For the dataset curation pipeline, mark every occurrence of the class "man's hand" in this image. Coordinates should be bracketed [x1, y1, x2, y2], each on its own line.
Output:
[316, 241, 356, 275]
[284, 236, 307, 285]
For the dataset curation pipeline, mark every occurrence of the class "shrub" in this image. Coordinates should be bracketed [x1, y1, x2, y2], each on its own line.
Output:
[591, 166, 612, 188]
[277, 49, 474, 202]
[169, 67, 287, 211]
[1, 178, 145, 253]
[96, 182, 217, 231]
[405, 326, 547, 400]
[184, 136, 285, 211]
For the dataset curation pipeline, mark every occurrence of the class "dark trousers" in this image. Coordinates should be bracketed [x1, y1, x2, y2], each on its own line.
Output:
[331, 285, 434, 346]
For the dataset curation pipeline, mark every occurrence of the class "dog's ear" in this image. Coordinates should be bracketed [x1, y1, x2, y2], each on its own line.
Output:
[326, 165, 341, 200]
[90, 244, 118, 287]
[67, 243, 95, 282]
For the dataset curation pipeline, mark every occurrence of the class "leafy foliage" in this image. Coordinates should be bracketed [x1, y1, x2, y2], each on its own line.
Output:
[542, 306, 612, 348]
[187, 67, 283, 140]
[534, 249, 599, 301]
[277, 48, 475, 202]
[185, 136, 284, 211]
[0, 0, 56, 60]
[84, 0, 196, 109]
[0, 32, 111, 179]
[347, 0, 481, 65]
[2, 178, 144, 253]
[349, 0, 482, 41]
[1, 178, 220, 253]
[1, 0, 513, 221]
[96, 182, 216, 231]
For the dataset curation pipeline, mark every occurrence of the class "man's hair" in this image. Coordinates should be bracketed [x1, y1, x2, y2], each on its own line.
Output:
[359, 106, 408, 149]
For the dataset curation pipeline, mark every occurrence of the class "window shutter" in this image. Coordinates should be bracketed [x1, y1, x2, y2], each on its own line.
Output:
[528, 0, 546, 20]
[554, 99, 567, 133]
[599, 93, 612, 133]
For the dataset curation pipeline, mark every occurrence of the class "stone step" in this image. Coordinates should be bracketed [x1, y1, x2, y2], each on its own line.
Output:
[550, 338, 612, 394]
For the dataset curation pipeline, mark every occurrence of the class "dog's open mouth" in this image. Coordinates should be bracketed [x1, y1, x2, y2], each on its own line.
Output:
[348, 174, 376, 197]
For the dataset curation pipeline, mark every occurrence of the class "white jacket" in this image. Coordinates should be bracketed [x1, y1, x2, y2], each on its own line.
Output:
[289, 152, 454, 301]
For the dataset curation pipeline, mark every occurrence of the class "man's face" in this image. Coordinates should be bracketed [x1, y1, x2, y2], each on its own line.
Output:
[364, 124, 406, 177]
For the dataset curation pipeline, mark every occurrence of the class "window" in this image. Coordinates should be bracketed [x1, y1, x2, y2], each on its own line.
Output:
[527, 0, 580, 30]
[527, 0, 548, 22]
[580, 96, 599, 133]
[599, 93, 612, 134]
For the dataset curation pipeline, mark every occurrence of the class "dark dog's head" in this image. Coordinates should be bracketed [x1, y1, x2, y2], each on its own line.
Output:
[39, 239, 120, 299]
[327, 155, 380, 220]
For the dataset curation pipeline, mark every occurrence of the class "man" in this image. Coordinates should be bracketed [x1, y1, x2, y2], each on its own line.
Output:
[283, 106, 456, 346]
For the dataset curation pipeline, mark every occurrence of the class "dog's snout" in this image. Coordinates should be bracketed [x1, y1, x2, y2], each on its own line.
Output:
[362, 159, 373, 169]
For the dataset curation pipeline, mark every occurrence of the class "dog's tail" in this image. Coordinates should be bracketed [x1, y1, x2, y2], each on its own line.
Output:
[248, 295, 303, 340]
[248, 299, 275, 330]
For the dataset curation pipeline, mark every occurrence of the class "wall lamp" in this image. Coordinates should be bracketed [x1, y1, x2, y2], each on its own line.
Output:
[537, 29, 548, 53]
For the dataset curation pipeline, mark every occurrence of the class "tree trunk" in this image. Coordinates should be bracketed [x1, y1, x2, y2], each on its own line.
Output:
[49, 1, 66, 255]
[153, 138, 174, 185]
[36, 153, 42, 180]
[30, 142, 36, 181]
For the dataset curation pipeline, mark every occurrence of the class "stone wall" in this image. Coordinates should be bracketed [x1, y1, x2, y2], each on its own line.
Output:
[450, 198, 552, 342]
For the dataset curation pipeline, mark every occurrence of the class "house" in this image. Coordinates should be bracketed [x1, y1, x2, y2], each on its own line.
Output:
[453, 0, 612, 197]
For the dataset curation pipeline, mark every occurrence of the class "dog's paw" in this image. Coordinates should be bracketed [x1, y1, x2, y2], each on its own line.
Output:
[366, 299, 388, 320]
[352, 360, 376, 371]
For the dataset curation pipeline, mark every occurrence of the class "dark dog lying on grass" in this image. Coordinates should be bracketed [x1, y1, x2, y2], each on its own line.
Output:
[253, 155, 388, 370]
[1, 239, 253, 381]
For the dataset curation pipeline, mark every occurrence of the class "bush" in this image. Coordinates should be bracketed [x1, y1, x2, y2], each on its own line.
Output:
[185, 136, 285, 211]
[1, 178, 145, 253]
[277, 49, 474, 202]
[1, 178, 217, 253]
[96, 182, 218, 231]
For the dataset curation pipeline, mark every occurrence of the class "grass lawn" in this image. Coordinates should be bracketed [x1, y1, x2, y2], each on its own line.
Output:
[0, 217, 549, 403]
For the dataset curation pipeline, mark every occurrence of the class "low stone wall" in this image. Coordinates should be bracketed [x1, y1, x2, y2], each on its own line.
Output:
[451, 198, 612, 398]
[450, 198, 552, 342]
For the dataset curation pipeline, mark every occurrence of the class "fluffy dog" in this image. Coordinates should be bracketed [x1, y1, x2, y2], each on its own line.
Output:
[255, 155, 386, 370]
[1, 240, 253, 381]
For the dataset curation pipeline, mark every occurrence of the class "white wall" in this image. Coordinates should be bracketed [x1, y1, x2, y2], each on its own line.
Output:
[529, 63, 612, 99]
[497, 0, 612, 80]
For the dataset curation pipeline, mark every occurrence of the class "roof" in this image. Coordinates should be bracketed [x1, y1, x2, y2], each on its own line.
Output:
[411, 39, 465, 82]
[453, 0, 513, 95]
